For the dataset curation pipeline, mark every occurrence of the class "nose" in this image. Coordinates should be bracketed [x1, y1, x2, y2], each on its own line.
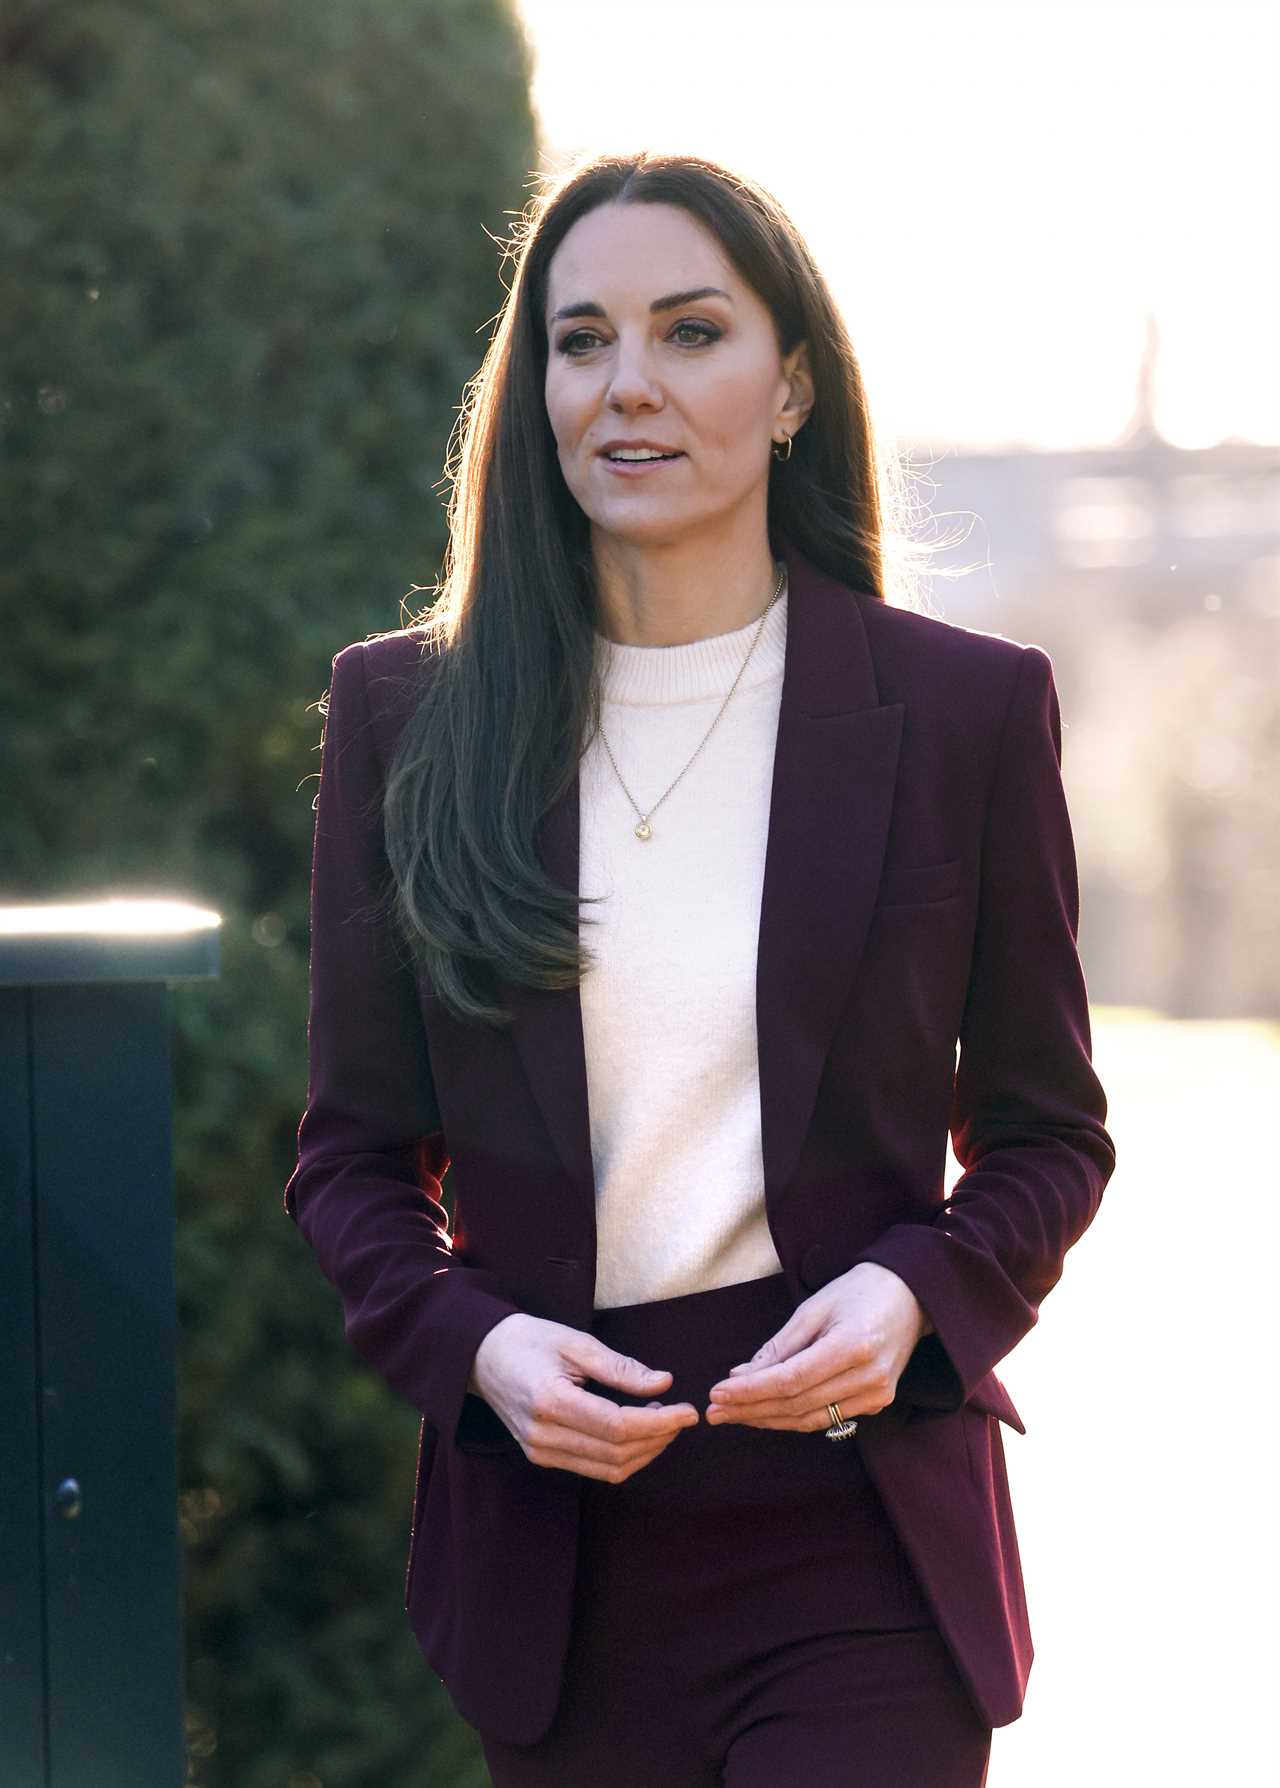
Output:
[605, 337, 664, 412]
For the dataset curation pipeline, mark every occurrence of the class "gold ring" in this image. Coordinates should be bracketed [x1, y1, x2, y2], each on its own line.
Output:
[824, 1400, 858, 1442]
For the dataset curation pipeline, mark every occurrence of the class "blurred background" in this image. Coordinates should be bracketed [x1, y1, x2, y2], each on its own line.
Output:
[3, 0, 1275, 1782]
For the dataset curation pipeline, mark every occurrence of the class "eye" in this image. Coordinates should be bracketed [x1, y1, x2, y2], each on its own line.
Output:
[557, 328, 603, 356]
[671, 321, 720, 347]
[555, 320, 723, 357]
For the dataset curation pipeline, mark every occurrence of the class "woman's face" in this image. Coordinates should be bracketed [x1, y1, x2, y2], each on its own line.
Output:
[542, 201, 811, 551]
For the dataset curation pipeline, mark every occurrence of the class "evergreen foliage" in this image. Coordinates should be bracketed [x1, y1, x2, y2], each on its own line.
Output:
[2, 2, 537, 1780]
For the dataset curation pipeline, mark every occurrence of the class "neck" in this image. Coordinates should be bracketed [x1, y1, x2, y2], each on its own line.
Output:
[591, 520, 779, 647]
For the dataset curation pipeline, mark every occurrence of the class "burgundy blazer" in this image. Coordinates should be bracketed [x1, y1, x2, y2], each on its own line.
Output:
[285, 537, 1115, 1745]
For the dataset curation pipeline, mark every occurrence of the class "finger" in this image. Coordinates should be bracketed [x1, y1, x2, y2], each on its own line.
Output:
[574, 1338, 678, 1399]
[529, 1441, 673, 1484]
[526, 1418, 691, 1476]
[525, 1421, 676, 1469]
[705, 1406, 847, 1433]
[707, 1392, 874, 1428]
[796, 1365, 894, 1416]
[708, 1332, 866, 1405]
[546, 1380, 700, 1445]
[708, 1362, 892, 1424]
[724, 1303, 827, 1379]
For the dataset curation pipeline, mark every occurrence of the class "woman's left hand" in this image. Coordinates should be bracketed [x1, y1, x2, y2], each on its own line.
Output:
[704, 1262, 933, 1431]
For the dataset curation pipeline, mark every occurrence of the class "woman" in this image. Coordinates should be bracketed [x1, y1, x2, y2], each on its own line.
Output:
[286, 151, 1115, 1787]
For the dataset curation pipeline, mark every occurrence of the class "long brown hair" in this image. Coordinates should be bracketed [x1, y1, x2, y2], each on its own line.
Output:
[380, 150, 924, 1027]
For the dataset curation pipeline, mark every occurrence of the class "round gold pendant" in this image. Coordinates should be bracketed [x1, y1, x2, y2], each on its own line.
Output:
[634, 820, 652, 841]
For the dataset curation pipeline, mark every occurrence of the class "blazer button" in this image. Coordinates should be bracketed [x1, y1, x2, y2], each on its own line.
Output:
[800, 1243, 832, 1292]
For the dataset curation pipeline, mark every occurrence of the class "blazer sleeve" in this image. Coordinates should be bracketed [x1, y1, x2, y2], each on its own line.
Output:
[853, 643, 1116, 1413]
[284, 639, 523, 1441]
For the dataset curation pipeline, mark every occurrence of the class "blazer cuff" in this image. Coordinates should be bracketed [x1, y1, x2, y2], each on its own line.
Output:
[851, 1222, 1033, 1413]
[432, 1280, 524, 1447]
[346, 1263, 522, 1445]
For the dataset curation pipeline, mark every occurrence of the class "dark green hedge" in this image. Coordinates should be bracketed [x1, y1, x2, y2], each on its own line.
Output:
[2, 3, 537, 1781]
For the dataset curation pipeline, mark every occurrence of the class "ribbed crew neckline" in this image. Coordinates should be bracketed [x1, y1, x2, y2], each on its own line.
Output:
[592, 572, 788, 707]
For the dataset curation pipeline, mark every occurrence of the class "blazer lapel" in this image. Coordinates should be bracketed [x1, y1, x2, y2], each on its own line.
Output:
[756, 542, 903, 1207]
[502, 777, 598, 1243]
[503, 539, 903, 1239]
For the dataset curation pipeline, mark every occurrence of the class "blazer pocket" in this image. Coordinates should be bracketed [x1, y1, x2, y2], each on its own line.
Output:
[874, 856, 963, 908]
[454, 1391, 522, 1455]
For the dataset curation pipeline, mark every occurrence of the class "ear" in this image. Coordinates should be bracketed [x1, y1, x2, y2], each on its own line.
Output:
[777, 340, 816, 439]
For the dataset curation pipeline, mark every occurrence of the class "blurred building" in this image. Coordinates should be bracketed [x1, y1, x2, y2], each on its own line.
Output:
[907, 318, 1279, 1019]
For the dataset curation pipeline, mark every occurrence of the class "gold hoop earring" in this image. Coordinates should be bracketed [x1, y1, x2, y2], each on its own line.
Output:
[771, 434, 793, 462]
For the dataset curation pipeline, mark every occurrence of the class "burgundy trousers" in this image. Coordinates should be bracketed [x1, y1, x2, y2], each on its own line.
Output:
[477, 1273, 993, 1787]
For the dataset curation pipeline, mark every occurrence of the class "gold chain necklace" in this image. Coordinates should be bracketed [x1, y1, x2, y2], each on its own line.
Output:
[592, 560, 786, 842]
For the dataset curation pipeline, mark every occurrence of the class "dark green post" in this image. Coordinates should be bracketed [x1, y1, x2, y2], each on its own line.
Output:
[0, 901, 220, 1788]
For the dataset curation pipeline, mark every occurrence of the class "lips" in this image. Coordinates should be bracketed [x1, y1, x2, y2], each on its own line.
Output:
[598, 443, 683, 460]
[600, 452, 684, 476]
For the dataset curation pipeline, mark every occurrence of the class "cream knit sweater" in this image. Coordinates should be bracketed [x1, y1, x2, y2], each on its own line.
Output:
[579, 577, 789, 1310]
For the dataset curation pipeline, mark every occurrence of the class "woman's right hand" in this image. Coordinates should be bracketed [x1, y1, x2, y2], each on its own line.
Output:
[466, 1312, 699, 1482]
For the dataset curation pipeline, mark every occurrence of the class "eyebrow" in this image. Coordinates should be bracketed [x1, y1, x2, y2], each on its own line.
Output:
[548, 286, 734, 326]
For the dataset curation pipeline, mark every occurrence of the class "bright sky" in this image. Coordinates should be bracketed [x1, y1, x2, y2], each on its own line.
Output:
[515, 0, 1279, 453]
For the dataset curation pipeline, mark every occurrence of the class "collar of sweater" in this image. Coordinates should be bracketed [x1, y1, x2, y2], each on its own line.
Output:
[592, 581, 788, 708]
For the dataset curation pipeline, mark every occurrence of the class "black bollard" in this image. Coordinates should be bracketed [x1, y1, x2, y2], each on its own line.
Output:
[0, 900, 220, 1788]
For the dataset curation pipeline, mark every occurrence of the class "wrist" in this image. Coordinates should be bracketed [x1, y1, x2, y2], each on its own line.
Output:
[468, 1310, 524, 1397]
